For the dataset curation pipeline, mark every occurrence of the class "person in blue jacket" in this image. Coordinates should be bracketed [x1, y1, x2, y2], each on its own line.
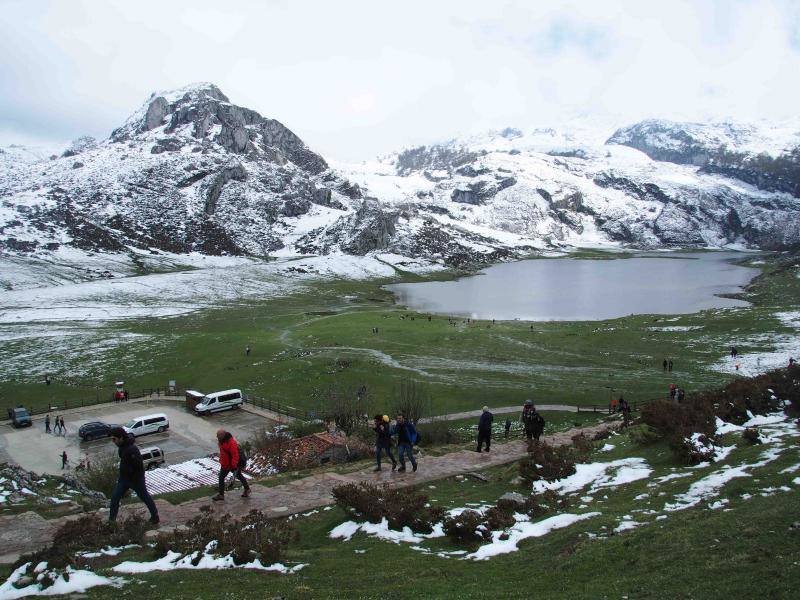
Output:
[391, 414, 418, 472]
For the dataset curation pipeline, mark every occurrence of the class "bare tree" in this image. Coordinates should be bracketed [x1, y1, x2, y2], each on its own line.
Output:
[391, 380, 431, 424]
[320, 385, 371, 436]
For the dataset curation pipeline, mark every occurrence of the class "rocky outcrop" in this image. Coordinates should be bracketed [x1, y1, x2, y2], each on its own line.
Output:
[204, 163, 248, 214]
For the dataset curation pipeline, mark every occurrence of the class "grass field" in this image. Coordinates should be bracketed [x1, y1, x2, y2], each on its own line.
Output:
[2, 251, 798, 418]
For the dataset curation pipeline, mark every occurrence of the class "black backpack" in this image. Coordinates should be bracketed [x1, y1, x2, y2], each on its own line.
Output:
[237, 445, 248, 469]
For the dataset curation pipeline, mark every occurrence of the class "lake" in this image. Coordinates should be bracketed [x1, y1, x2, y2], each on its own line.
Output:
[385, 252, 758, 321]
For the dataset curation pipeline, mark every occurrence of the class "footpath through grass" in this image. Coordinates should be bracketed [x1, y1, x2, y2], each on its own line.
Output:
[2, 252, 799, 418]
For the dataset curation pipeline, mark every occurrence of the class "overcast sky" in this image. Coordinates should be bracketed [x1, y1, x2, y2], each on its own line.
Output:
[1, 0, 799, 161]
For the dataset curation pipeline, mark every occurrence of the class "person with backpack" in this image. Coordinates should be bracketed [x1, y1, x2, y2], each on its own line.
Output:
[107, 427, 159, 524]
[677, 388, 686, 403]
[212, 429, 250, 500]
[391, 414, 418, 472]
[618, 397, 632, 426]
[373, 414, 397, 472]
[476, 406, 493, 453]
[521, 399, 539, 441]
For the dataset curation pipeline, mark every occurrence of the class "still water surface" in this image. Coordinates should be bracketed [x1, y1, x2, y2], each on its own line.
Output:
[386, 252, 757, 321]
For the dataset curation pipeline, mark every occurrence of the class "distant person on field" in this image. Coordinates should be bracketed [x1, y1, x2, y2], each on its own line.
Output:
[504, 417, 511, 439]
[677, 388, 685, 403]
[610, 397, 618, 413]
[662, 358, 667, 372]
[391, 414, 418, 472]
[61, 450, 68, 469]
[53, 415, 62, 435]
[213, 429, 250, 501]
[669, 383, 677, 401]
[789, 357, 795, 367]
[476, 406, 493, 453]
[668, 359, 673, 372]
[373, 415, 397, 471]
[245, 345, 251, 357]
[45, 374, 51, 386]
[45, 413, 51, 434]
[619, 397, 632, 426]
[59, 416, 66, 436]
[108, 427, 159, 524]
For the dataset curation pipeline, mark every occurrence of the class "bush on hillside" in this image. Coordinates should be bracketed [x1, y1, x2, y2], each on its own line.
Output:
[570, 432, 595, 462]
[525, 489, 571, 519]
[154, 507, 294, 566]
[628, 424, 661, 446]
[484, 505, 517, 530]
[18, 514, 148, 570]
[673, 433, 717, 465]
[332, 482, 444, 534]
[442, 510, 491, 545]
[742, 427, 762, 444]
[519, 442, 576, 483]
[79, 452, 121, 498]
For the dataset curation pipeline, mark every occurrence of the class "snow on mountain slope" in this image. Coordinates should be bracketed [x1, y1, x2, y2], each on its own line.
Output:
[1, 84, 799, 296]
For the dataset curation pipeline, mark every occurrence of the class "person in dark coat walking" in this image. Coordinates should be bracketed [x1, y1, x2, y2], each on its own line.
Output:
[108, 427, 159, 523]
[45, 413, 51, 434]
[391, 415, 418, 472]
[373, 415, 397, 471]
[477, 406, 493, 452]
[668, 359, 673, 372]
[212, 429, 250, 500]
[618, 397, 632, 426]
[677, 388, 685, 403]
[60, 450, 68, 469]
[662, 358, 668, 372]
[53, 415, 61, 435]
[504, 417, 512, 439]
[58, 416, 66, 436]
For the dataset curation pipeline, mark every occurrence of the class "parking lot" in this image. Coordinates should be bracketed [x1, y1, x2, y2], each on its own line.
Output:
[0, 400, 275, 475]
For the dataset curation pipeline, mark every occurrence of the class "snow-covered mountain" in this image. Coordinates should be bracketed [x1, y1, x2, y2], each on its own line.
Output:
[1, 84, 799, 291]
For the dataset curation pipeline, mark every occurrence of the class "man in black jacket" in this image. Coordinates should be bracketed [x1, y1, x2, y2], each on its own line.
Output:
[373, 415, 397, 472]
[108, 427, 159, 524]
[477, 406, 493, 452]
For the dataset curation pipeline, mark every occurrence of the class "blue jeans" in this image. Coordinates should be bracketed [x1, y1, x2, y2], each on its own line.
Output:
[109, 477, 158, 521]
[398, 443, 416, 468]
[375, 445, 396, 468]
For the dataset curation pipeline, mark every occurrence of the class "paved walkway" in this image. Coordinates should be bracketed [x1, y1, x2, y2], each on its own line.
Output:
[0, 421, 612, 563]
[419, 404, 578, 423]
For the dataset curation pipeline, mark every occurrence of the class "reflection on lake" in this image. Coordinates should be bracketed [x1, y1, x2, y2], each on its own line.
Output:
[385, 252, 757, 321]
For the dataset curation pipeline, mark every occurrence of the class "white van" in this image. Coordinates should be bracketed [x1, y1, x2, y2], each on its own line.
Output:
[140, 447, 166, 469]
[123, 413, 169, 437]
[194, 389, 244, 415]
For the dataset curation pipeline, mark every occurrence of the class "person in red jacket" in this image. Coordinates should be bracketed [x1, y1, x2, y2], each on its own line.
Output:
[212, 429, 250, 501]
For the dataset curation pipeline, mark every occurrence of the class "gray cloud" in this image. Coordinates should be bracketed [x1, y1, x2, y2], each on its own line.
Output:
[1, 0, 799, 160]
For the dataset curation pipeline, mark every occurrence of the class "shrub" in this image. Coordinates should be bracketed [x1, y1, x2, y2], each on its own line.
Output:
[484, 505, 516, 530]
[442, 510, 491, 546]
[318, 386, 371, 436]
[19, 514, 148, 570]
[154, 507, 294, 566]
[525, 489, 571, 519]
[592, 429, 613, 442]
[673, 433, 716, 466]
[570, 433, 595, 462]
[641, 398, 716, 441]
[628, 424, 661, 446]
[742, 427, 762, 444]
[79, 451, 119, 497]
[519, 442, 576, 483]
[419, 419, 461, 446]
[286, 419, 326, 438]
[332, 482, 444, 533]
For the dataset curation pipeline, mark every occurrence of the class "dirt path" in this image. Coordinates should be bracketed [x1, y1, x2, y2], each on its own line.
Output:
[0, 421, 612, 564]
[419, 404, 579, 423]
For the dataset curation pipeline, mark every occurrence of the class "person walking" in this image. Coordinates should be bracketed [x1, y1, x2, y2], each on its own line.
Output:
[619, 397, 632, 426]
[668, 359, 673, 372]
[59, 416, 66, 436]
[531, 408, 545, 442]
[391, 414, 418, 472]
[476, 406, 493, 453]
[245, 345, 251, 357]
[60, 450, 68, 469]
[45, 413, 51, 434]
[53, 415, 62, 435]
[373, 415, 397, 472]
[662, 358, 668, 372]
[677, 388, 685, 403]
[107, 427, 159, 524]
[669, 383, 677, 401]
[212, 429, 250, 500]
[504, 417, 512, 439]
[521, 399, 536, 441]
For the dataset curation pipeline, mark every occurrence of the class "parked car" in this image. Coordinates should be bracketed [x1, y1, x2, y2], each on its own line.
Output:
[194, 389, 244, 415]
[6, 406, 32, 428]
[122, 413, 169, 437]
[78, 421, 119, 441]
[140, 446, 165, 470]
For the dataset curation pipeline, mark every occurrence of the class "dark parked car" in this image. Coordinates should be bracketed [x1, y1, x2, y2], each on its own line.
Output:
[6, 406, 32, 428]
[78, 421, 119, 441]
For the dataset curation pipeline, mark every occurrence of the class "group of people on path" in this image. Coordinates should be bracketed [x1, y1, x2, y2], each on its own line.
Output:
[372, 414, 419, 472]
[106, 426, 253, 525]
[45, 413, 66, 436]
